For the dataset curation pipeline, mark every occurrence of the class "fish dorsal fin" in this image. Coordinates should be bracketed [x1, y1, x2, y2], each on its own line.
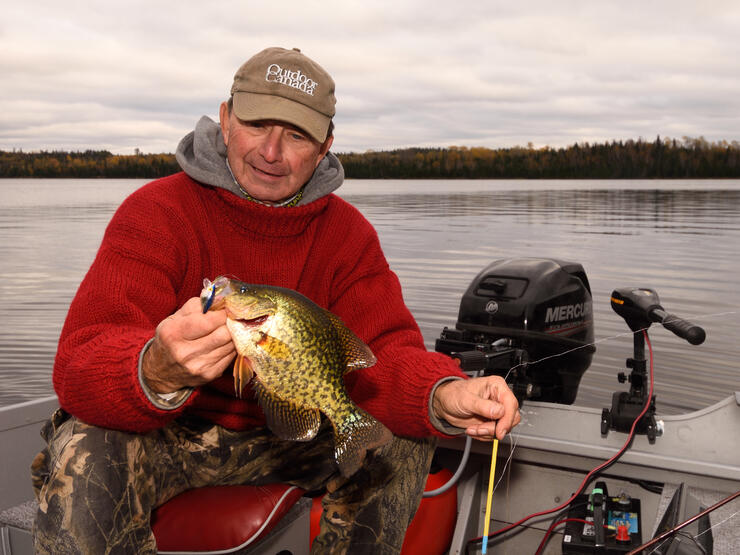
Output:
[324, 311, 377, 373]
[252, 379, 321, 442]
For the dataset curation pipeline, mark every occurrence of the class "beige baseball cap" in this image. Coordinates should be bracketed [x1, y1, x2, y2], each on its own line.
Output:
[230, 47, 336, 143]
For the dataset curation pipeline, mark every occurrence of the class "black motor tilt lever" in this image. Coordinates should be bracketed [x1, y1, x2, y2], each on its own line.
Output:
[602, 288, 706, 442]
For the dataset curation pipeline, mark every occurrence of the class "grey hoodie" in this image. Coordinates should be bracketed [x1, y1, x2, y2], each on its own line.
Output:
[175, 116, 345, 205]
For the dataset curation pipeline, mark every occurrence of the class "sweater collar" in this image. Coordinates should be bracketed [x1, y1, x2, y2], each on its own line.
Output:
[211, 186, 331, 237]
[225, 159, 304, 208]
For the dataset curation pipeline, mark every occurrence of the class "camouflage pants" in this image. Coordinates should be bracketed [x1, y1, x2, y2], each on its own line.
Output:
[31, 409, 436, 555]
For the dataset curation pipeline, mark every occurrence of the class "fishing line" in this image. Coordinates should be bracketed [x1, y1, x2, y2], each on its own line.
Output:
[467, 329, 656, 551]
[423, 430, 518, 499]
[493, 430, 518, 494]
[503, 330, 631, 380]
[691, 506, 740, 542]
[628, 489, 740, 555]
[460, 308, 735, 550]
[496, 306, 738, 489]
[645, 536, 676, 555]
[501, 431, 516, 522]
[482, 434, 528, 555]
[502, 308, 738, 382]
[424, 374, 519, 500]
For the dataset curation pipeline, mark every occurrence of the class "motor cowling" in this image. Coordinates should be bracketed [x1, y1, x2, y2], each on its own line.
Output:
[436, 258, 595, 404]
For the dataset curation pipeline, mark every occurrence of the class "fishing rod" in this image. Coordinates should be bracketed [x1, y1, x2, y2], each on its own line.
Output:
[626, 489, 740, 555]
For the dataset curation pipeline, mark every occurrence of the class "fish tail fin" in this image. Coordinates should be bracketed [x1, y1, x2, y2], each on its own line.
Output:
[333, 410, 393, 477]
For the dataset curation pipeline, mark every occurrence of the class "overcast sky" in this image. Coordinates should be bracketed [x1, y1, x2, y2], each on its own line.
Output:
[2, 1, 739, 154]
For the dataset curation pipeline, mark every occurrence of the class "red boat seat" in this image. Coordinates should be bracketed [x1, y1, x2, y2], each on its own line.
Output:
[151, 483, 307, 554]
[151, 468, 457, 554]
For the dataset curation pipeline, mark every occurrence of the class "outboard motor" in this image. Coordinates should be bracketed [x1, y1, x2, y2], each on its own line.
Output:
[435, 258, 595, 404]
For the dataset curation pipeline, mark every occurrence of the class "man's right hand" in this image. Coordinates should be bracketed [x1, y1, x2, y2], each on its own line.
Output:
[142, 297, 236, 394]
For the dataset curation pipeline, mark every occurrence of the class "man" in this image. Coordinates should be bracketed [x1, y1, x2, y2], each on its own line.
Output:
[32, 47, 520, 554]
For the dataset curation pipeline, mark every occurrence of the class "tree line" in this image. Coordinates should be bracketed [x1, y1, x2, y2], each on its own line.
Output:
[1, 137, 739, 179]
[0, 150, 179, 178]
[339, 137, 740, 179]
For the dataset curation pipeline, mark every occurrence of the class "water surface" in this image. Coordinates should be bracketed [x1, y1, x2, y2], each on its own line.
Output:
[1, 178, 738, 414]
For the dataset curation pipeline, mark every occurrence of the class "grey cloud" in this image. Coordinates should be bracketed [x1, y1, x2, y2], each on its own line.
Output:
[2, 1, 739, 154]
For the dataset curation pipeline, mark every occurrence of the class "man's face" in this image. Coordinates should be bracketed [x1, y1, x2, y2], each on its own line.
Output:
[219, 102, 333, 204]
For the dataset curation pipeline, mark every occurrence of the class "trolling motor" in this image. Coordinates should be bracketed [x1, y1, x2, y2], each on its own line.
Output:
[601, 288, 706, 443]
[435, 258, 595, 405]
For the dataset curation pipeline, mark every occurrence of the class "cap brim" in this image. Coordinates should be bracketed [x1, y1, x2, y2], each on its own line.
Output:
[232, 92, 330, 143]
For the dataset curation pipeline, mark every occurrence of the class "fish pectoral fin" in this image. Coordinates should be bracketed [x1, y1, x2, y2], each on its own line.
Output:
[324, 311, 377, 372]
[257, 333, 292, 360]
[333, 409, 392, 477]
[252, 380, 321, 441]
[233, 355, 254, 398]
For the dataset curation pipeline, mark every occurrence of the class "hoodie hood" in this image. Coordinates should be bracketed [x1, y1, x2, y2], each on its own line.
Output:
[175, 116, 344, 205]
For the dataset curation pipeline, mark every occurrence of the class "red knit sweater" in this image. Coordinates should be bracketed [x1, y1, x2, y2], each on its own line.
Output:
[53, 172, 466, 436]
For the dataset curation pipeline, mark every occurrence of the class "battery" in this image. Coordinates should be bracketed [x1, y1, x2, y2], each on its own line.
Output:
[561, 493, 642, 554]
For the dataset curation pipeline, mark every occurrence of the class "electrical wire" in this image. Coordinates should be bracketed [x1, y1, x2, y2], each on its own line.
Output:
[423, 369, 484, 499]
[544, 501, 589, 543]
[535, 518, 614, 555]
[467, 329, 655, 551]
[422, 434, 472, 497]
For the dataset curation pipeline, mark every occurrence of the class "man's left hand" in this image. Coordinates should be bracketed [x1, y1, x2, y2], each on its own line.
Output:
[432, 376, 521, 441]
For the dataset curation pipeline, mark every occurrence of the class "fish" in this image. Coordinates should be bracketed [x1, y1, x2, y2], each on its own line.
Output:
[200, 276, 393, 477]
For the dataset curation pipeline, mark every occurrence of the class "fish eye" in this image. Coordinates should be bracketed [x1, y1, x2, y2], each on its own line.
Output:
[240, 285, 247, 293]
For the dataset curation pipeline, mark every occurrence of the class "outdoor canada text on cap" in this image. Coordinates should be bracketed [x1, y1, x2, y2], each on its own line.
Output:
[230, 47, 336, 143]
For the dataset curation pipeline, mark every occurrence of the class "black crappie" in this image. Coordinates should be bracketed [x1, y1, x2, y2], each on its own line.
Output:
[200, 276, 392, 477]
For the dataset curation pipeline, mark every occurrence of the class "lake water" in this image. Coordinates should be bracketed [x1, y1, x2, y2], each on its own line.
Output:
[1, 178, 739, 415]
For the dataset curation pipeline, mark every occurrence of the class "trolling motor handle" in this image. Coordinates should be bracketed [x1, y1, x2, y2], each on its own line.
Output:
[650, 308, 706, 346]
[610, 288, 706, 345]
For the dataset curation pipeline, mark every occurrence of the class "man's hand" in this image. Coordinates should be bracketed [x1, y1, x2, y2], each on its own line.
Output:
[432, 376, 520, 441]
[142, 297, 236, 394]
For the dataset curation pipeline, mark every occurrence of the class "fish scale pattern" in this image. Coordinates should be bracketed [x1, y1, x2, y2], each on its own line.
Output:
[217, 281, 390, 476]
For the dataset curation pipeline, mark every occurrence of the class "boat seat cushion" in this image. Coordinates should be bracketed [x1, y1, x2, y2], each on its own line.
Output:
[151, 483, 306, 553]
